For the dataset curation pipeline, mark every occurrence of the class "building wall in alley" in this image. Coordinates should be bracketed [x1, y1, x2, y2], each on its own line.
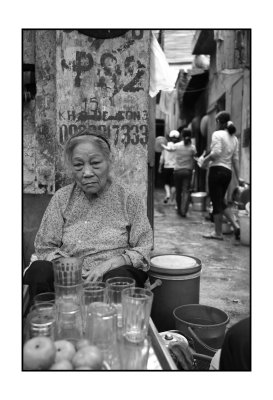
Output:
[23, 30, 36, 193]
[23, 29, 151, 202]
[206, 30, 250, 184]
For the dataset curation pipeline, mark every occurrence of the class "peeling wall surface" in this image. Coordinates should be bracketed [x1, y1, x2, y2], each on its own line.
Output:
[55, 29, 151, 200]
[23, 29, 151, 203]
[23, 30, 36, 193]
[35, 30, 57, 194]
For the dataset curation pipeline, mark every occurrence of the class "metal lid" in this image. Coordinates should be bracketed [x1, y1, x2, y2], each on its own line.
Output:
[150, 255, 201, 275]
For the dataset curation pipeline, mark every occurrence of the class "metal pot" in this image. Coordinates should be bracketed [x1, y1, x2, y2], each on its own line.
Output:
[191, 192, 207, 211]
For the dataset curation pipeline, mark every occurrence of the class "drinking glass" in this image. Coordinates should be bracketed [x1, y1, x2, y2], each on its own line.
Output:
[84, 282, 106, 305]
[55, 300, 84, 345]
[33, 292, 55, 305]
[26, 302, 56, 341]
[121, 287, 153, 343]
[86, 302, 119, 369]
[106, 277, 135, 328]
[54, 283, 84, 307]
[118, 337, 150, 370]
[52, 257, 83, 286]
[83, 282, 106, 329]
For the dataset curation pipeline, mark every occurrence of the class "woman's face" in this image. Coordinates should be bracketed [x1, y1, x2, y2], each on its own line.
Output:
[71, 141, 110, 195]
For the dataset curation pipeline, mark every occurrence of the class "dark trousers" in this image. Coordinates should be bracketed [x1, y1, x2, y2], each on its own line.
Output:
[24, 260, 148, 304]
[208, 166, 232, 214]
[174, 169, 192, 215]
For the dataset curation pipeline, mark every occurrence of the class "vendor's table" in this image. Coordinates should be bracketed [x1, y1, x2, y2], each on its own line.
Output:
[147, 318, 177, 370]
[22, 288, 177, 370]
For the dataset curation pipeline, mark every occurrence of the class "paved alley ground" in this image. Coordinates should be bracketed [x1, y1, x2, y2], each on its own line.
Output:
[151, 188, 250, 329]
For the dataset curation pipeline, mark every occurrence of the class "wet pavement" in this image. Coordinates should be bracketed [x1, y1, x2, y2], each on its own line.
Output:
[151, 188, 250, 329]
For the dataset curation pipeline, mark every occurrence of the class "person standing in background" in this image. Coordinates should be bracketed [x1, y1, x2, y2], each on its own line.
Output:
[158, 130, 180, 204]
[162, 128, 196, 217]
[201, 111, 244, 241]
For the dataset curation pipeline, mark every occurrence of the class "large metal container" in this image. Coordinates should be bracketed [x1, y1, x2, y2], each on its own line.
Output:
[191, 192, 207, 211]
[149, 254, 202, 332]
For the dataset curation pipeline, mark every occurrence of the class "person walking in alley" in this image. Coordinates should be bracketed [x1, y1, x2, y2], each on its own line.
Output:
[200, 111, 244, 241]
[158, 130, 179, 204]
[162, 128, 196, 217]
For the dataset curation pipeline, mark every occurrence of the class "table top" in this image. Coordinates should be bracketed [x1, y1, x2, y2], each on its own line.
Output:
[148, 318, 177, 370]
[23, 285, 177, 370]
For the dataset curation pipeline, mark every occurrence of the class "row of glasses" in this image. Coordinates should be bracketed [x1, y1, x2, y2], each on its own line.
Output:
[83, 277, 153, 369]
[25, 256, 154, 370]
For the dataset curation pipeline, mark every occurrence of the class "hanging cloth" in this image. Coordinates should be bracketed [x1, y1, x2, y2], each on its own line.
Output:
[159, 89, 177, 114]
[149, 33, 174, 98]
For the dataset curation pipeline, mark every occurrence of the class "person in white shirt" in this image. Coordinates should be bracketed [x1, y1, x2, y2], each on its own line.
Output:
[201, 111, 244, 240]
[158, 130, 180, 204]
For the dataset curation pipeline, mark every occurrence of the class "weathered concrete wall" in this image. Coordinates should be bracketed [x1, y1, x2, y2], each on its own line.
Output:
[23, 29, 151, 202]
[34, 30, 57, 194]
[55, 29, 151, 199]
[240, 69, 250, 183]
[23, 30, 35, 64]
[23, 30, 57, 194]
[23, 30, 36, 193]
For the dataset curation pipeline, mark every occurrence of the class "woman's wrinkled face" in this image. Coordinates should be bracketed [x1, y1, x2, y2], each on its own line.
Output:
[71, 141, 110, 195]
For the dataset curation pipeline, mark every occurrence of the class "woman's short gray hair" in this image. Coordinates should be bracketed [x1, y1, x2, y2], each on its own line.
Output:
[64, 129, 112, 172]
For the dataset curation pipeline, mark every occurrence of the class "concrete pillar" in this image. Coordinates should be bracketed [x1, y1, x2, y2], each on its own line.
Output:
[34, 30, 57, 194]
[55, 29, 151, 203]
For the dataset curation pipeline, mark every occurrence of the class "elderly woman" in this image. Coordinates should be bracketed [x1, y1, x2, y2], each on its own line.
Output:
[24, 129, 153, 299]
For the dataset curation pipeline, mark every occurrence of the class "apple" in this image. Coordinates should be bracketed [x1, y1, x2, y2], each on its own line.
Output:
[50, 360, 73, 370]
[23, 336, 56, 370]
[54, 340, 76, 362]
[72, 345, 103, 370]
[75, 338, 91, 351]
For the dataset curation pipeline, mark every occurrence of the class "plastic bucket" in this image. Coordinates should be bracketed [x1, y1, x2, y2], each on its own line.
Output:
[191, 192, 207, 211]
[173, 304, 229, 356]
[149, 254, 202, 332]
[239, 213, 250, 246]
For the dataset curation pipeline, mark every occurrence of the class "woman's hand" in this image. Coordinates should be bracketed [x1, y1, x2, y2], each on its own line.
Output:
[83, 256, 125, 283]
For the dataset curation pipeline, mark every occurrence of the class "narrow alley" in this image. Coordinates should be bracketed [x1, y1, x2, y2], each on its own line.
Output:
[151, 188, 250, 329]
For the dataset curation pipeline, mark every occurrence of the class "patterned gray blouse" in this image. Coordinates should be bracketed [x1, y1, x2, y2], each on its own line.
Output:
[34, 180, 153, 276]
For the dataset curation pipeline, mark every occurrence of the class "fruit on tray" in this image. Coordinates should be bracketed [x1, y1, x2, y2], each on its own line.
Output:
[75, 338, 91, 351]
[50, 359, 73, 370]
[54, 340, 76, 362]
[23, 336, 56, 370]
[23, 336, 104, 371]
[72, 345, 103, 370]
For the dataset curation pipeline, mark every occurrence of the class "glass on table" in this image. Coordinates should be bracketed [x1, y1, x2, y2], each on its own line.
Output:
[52, 257, 83, 286]
[106, 277, 135, 328]
[121, 287, 153, 343]
[83, 282, 106, 325]
[33, 292, 55, 305]
[54, 283, 84, 308]
[55, 301, 84, 345]
[85, 302, 119, 369]
[118, 336, 150, 370]
[26, 302, 57, 341]
[84, 282, 106, 305]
